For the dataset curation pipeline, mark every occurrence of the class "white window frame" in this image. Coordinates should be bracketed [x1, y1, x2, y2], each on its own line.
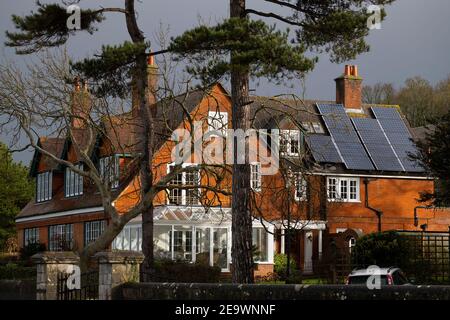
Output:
[250, 162, 262, 192]
[65, 164, 84, 197]
[99, 155, 120, 189]
[36, 171, 52, 203]
[166, 163, 201, 206]
[280, 130, 302, 157]
[207, 111, 228, 137]
[294, 172, 308, 201]
[327, 177, 360, 202]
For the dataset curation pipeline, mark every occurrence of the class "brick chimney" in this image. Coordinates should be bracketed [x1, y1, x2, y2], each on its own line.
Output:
[132, 55, 159, 117]
[335, 65, 362, 110]
[71, 78, 92, 129]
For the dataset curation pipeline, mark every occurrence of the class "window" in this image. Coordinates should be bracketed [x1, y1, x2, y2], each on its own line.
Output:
[65, 164, 83, 197]
[280, 130, 303, 157]
[167, 164, 200, 206]
[36, 171, 52, 202]
[112, 225, 142, 252]
[48, 224, 73, 251]
[327, 177, 360, 202]
[252, 228, 268, 262]
[302, 122, 324, 134]
[170, 228, 193, 261]
[84, 220, 106, 246]
[294, 173, 308, 201]
[208, 111, 228, 137]
[99, 156, 119, 189]
[24, 228, 39, 245]
[250, 163, 262, 191]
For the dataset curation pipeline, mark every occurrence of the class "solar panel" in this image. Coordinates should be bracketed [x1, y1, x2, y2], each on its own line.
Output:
[352, 118, 404, 172]
[306, 134, 343, 163]
[371, 107, 424, 173]
[317, 104, 375, 170]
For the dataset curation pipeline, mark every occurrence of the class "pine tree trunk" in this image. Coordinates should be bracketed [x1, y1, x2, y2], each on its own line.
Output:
[230, 0, 254, 284]
[125, 0, 155, 280]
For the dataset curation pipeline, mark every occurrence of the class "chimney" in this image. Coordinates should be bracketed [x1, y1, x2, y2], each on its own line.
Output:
[335, 65, 362, 110]
[71, 78, 92, 129]
[132, 54, 159, 117]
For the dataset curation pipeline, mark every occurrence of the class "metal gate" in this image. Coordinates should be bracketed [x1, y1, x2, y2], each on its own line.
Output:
[57, 271, 99, 300]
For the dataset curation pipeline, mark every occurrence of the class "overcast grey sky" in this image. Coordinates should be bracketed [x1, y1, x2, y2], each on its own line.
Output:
[1, 0, 450, 164]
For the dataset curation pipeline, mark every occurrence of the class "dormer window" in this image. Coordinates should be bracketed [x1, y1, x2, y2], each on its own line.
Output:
[99, 155, 119, 189]
[36, 171, 52, 203]
[280, 130, 303, 157]
[65, 164, 83, 197]
[208, 111, 228, 137]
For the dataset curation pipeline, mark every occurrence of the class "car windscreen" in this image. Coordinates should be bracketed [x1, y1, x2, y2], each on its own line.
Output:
[348, 275, 388, 285]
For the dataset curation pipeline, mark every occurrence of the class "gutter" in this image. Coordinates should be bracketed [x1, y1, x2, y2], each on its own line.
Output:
[363, 178, 383, 232]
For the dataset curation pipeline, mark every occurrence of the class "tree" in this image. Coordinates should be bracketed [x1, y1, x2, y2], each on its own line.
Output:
[169, 0, 395, 283]
[2, 2, 228, 273]
[413, 110, 450, 206]
[0, 143, 34, 251]
[362, 82, 395, 104]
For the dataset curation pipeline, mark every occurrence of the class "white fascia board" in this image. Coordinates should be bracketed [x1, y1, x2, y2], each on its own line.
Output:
[312, 172, 432, 180]
[16, 206, 104, 223]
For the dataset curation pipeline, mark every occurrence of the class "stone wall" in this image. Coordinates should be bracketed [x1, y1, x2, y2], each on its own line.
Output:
[117, 283, 450, 300]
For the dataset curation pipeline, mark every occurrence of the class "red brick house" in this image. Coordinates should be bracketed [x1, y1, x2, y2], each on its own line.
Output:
[15, 61, 450, 276]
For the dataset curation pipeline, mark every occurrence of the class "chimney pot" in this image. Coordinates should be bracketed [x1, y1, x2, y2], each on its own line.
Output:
[344, 65, 351, 76]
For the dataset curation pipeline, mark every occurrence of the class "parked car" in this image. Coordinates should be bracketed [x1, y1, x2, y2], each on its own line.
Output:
[346, 267, 411, 286]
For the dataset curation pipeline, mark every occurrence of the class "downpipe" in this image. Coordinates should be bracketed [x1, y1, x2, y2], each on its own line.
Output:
[363, 178, 383, 232]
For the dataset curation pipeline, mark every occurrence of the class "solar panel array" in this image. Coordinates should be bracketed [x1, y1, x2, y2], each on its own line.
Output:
[352, 118, 404, 171]
[305, 134, 343, 164]
[371, 107, 423, 172]
[317, 104, 375, 170]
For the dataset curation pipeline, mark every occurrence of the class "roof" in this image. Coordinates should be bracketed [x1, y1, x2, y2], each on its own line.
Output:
[30, 137, 66, 177]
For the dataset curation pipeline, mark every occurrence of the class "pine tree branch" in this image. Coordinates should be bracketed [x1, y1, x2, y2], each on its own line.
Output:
[244, 9, 305, 27]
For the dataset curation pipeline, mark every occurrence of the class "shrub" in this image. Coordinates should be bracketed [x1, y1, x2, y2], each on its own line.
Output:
[19, 242, 46, 263]
[351, 231, 417, 269]
[0, 263, 36, 280]
[148, 259, 222, 283]
[274, 253, 297, 280]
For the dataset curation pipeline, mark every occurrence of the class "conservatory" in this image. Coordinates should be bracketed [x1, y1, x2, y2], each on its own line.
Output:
[112, 206, 275, 272]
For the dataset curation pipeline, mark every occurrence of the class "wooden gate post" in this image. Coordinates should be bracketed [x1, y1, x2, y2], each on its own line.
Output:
[32, 252, 80, 300]
[95, 251, 144, 300]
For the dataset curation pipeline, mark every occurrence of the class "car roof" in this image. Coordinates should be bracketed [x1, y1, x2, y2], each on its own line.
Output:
[349, 267, 400, 276]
